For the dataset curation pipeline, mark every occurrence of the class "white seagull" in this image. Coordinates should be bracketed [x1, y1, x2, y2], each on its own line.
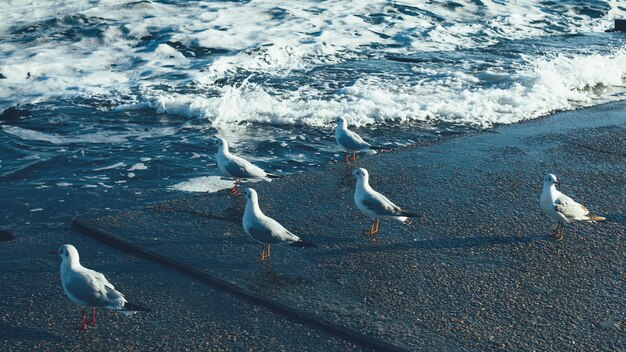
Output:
[53, 244, 149, 330]
[334, 117, 383, 163]
[353, 168, 416, 237]
[540, 174, 605, 241]
[242, 188, 316, 262]
[214, 137, 282, 195]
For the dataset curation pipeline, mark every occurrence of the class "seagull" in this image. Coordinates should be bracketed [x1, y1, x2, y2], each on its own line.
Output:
[242, 188, 316, 262]
[540, 174, 605, 241]
[353, 168, 416, 237]
[52, 244, 149, 331]
[334, 116, 383, 163]
[213, 138, 282, 195]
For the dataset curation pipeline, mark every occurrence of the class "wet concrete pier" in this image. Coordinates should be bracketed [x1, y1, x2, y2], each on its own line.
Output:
[70, 102, 625, 350]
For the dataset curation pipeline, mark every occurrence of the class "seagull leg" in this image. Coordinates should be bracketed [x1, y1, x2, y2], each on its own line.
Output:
[230, 179, 241, 196]
[267, 244, 271, 259]
[344, 152, 349, 163]
[260, 246, 266, 262]
[365, 219, 380, 237]
[351, 152, 356, 161]
[91, 308, 96, 326]
[554, 223, 564, 241]
[81, 308, 87, 331]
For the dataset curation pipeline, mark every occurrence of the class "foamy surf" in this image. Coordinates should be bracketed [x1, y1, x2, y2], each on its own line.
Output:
[169, 176, 263, 193]
[130, 47, 626, 128]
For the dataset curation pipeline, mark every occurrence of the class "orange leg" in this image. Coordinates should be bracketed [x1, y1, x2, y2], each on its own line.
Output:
[344, 152, 349, 163]
[81, 309, 87, 331]
[260, 244, 271, 262]
[555, 223, 564, 241]
[91, 308, 96, 326]
[229, 179, 241, 196]
[351, 152, 356, 161]
[368, 219, 380, 236]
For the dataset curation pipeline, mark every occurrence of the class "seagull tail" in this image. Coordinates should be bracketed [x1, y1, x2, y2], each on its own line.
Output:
[266, 173, 283, 179]
[121, 302, 151, 314]
[587, 214, 606, 222]
[290, 239, 317, 248]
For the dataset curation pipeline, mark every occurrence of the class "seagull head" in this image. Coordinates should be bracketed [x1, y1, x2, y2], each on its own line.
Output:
[334, 116, 347, 127]
[352, 167, 369, 182]
[52, 244, 80, 263]
[243, 188, 258, 203]
[544, 173, 559, 186]
[214, 137, 228, 151]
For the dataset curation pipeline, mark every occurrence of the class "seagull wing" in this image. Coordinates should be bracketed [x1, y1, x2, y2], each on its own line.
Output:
[247, 216, 301, 244]
[554, 194, 590, 221]
[337, 129, 371, 151]
[64, 269, 126, 309]
[360, 189, 405, 217]
[224, 155, 267, 179]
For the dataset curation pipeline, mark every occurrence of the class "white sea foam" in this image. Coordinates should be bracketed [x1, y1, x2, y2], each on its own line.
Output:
[128, 163, 148, 171]
[134, 48, 626, 128]
[169, 175, 235, 193]
[93, 162, 126, 171]
[1, 0, 625, 128]
[1, 125, 178, 144]
[2, 126, 128, 144]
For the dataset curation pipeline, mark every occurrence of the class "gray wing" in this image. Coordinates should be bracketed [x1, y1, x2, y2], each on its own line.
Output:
[361, 191, 404, 217]
[554, 194, 589, 220]
[64, 270, 126, 309]
[247, 217, 300, 245]
[225, 156, 266, 179]
[337, 130, 371, 151]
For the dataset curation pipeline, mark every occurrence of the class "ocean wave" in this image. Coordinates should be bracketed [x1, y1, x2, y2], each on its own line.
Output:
[130, 48, 626, 128]
[1, 0, 626, 129]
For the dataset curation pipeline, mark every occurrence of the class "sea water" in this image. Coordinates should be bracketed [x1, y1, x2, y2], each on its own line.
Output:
[0, 1, 625, 226]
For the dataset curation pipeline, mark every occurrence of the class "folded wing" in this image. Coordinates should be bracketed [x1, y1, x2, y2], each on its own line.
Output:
[64, 270, 126, 310]
[360, 191, 405, 217]
[554, 194, 591, 221]
[225, 155, 267, 179]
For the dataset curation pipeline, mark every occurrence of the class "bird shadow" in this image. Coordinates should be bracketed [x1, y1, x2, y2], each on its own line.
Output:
[320, 234, 548, 257]
[603, 212, 625, 225]
[249, 268, 309, 289]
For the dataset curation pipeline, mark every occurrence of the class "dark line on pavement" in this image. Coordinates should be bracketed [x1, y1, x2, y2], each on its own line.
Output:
[72, 218, 409, 352]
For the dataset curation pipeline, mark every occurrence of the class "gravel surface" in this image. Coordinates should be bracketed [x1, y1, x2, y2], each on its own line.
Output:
[0, 228, 369, 351]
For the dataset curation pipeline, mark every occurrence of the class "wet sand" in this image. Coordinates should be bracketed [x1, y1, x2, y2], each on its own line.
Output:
[1, 101, 624, 351]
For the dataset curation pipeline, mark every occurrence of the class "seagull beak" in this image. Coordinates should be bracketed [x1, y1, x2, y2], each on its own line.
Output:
[50, 251, 59, 255]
